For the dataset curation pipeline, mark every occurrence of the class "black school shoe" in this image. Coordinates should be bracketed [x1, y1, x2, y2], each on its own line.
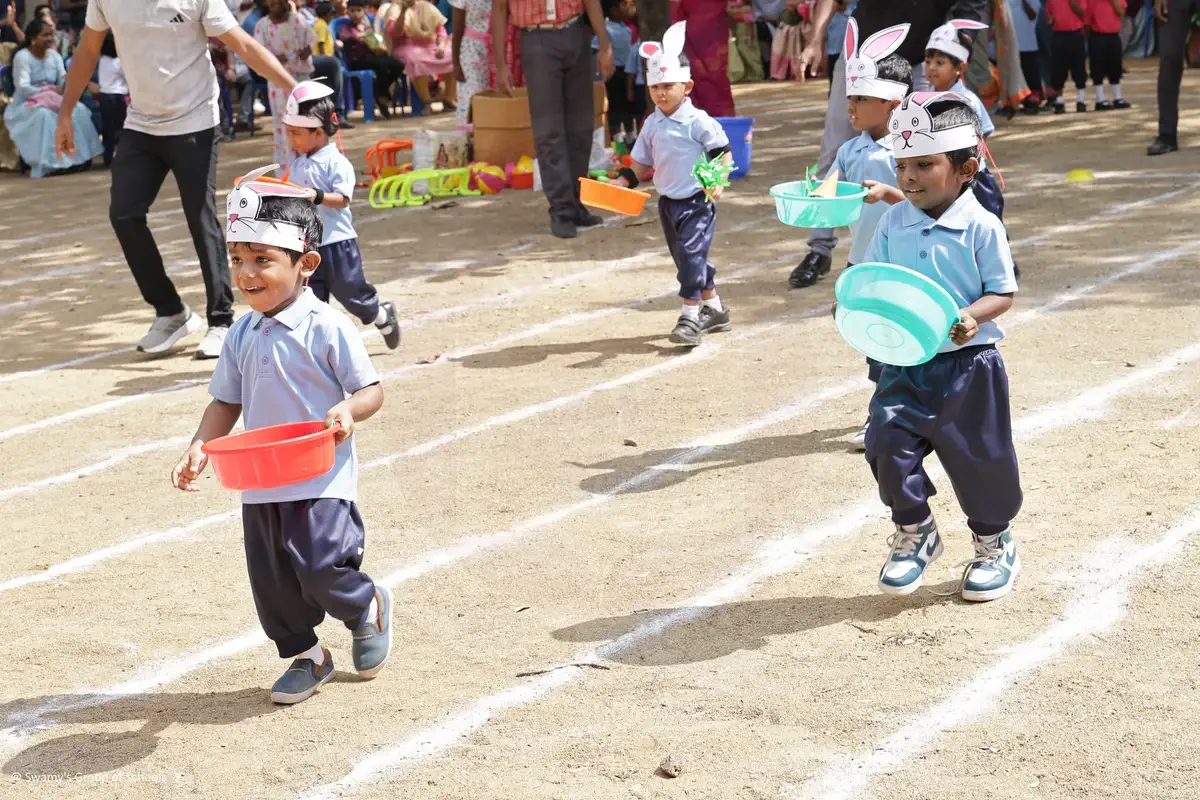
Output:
[1113, 99, 1131, 110]
[1053, 103, 1066, 115]
[669, 314, 702, 346]
[375, 301, 401, 350]
[576, 207, 604, 228]
[1147, 136, 1179, 156]
[551, 217, 578, 239]
[789, 251, 832, 288]
[1075, 102, 1088, 113]
[1095, 100, 1113, 111]
[698, 304, 732, 334]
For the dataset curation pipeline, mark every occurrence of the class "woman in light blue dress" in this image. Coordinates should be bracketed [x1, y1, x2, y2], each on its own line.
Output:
[4, 17, 101, 177]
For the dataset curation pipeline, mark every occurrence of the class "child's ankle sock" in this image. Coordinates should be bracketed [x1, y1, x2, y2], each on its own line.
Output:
[680, 303, 700, 321]
[1112, 83, 1123, 101]
[702, 295, 723, 313]
[1076, 87, 1086, 105]
[296, 642, 325, 665]
[1055, 95, 1065, 106]
[1095, 85, 1107, 103]
[373, 306, 388, 326]
[366, 595, 379, 627]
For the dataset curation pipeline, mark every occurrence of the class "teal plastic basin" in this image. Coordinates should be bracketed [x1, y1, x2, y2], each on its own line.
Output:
[833, 262, 961, 366]
[769, 180, 867, 229]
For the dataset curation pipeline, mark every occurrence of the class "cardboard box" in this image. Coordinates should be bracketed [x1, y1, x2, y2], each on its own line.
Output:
[470, 83, 606, 167]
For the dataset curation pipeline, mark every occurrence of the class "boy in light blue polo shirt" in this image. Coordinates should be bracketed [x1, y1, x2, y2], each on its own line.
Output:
[615, 21, 733, 346]
[283, 81, 401, 350]
[862, 93, 1022, 604]
[171, 165, 393, 705]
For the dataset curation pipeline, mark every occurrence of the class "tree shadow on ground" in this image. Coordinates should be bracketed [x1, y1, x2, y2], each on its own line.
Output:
[552, 585, 960, 666]
[568, 427, 861, 495]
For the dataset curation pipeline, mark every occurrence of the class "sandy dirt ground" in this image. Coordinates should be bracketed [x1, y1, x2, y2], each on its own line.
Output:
[2, 61, 1200, 799]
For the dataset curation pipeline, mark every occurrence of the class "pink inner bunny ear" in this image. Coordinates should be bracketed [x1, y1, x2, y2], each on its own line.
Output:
[909, 91, 940, 105]
[640, 42, 660, 57]
[845, 17, 858, 57]
[860, 25, 908, 59]
[951, 19, 989, 30]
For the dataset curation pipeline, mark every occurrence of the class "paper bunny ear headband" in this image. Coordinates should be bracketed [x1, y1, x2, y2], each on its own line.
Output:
[926, 19, 988, 64]
[888, 92, 979, 159]
[640, 20, 690, 86]
[843, 19, 910, 101]
[226, 164, 316, 253]
[282, 79, 336, 128]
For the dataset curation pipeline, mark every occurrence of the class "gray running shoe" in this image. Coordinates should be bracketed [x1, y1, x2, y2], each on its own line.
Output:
[137, 306, 203, 355]
[194, 325, 229, 360]
[270, 647, 334, 705]
[352, 586, 393, 679]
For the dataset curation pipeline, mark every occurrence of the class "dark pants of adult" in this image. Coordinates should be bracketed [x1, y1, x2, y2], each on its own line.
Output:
[110, 126, 233, 328]
[348, 53, 405, 105]
[98, 93, 126, 167]
[522, 20, 594, 223]
[311, 239, 381, 325]
[866, 345, 1023, 537]
[1019, 51, 1041, 100]
[1088, 32, 1123, 86]
[311, 55, 345, 112]
[1050, 29, 1087, 93]
[243, 499, 377, 659]
[1156, 0, 1200, 138]
[660, 193, 716, 300]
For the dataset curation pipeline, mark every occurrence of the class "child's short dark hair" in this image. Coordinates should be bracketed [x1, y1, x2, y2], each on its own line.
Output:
[298, 95, 339, 136]
[875, 55, 913, 94]
[258, 196, 324, 261]
[925, 47, 964, 67]
[315, 0, 334, 17]
[927, 98, 983, 184]
[600, 0, 622, 17]
[348, 0, 366, 7]
[100, 32, 118, 59]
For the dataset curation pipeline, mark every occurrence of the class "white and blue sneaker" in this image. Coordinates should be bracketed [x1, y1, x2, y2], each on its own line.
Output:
[879, 516, 943, 595]
[961, 529, 1020, 602]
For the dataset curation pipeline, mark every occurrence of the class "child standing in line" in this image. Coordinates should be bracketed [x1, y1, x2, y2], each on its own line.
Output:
[823, 0, 856, 92]
[811, 19, 913, 449]
[96, 32, 127, 167]
[1045, 0, 1088, 113]
[614, 21, 734, 346]
[283, 81, 401, 349]
[595, 0, 637, 136]
[255, 0, 318, 166]
[172, 165, 394, 704]
[1086, 0, 1129, 110]
[449, 0, 490, 132]
[864, 92, 1022, 602]
[1009, 0, 1044, 112]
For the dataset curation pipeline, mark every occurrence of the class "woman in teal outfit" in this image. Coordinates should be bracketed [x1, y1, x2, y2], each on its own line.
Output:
[4, 17, 100, 177]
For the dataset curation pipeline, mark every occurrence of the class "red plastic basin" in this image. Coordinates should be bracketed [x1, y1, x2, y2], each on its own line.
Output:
[202, 421, 336, 491]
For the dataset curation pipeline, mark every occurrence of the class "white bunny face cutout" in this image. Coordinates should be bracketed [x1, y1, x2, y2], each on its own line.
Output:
[925, 19, 988, 65]
[843, 19, 910, 101]
[226, 164, 315, 253]
[281, 79, 336, 128]
[640, 20, 690, 86]
[888, 92, 979, 159]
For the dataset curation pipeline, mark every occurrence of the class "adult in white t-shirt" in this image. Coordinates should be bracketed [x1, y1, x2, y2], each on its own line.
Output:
[54, 0, 297, 359]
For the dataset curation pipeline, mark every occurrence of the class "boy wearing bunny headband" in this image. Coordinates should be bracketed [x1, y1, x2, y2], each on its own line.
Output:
[859, 92, 1022, 603]
[614, 21, 735, 346]
[283, 80, 401, 350]
[172, 165, 394, 704]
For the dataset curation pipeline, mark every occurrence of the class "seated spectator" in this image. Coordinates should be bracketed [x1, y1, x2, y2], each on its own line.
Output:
[338, 0, 404, 118]
[387, 0, 456, 113]
[3, 17, 101, 176]
[32, 5, 72, 58]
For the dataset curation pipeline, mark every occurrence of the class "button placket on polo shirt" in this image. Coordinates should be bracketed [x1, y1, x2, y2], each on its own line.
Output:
[257, 322, 275, 376]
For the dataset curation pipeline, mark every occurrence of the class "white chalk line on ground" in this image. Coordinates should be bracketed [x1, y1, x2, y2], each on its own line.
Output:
[0, 241, 787, 503]
[0, 348, 138, 386]
[1162, 397, 1200, 429]
[0, 321, 856, 755]
[296, 337, 1200, 800]
[0, 298, 830, 593]
[789, 508, 1200, 800]
[2, 235, 1187, 772]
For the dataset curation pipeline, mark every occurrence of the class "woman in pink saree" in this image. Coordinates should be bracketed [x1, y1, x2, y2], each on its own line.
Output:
[669, 0, 735, 116]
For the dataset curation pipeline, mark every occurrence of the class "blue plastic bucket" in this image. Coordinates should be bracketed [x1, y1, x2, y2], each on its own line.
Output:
[714, 116, 754, 179]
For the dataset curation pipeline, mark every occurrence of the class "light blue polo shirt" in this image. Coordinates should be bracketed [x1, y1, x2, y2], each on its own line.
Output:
[864, 190, 1018, 354]
[287, 143, 358, 246]
[830, 131, 897, 265]
[593, 19, 633, 71]
[624, 45, 644, 86]
[209, 288, 381, 504]
[950, 79, 995, 137]
[631, 98, 729, 200]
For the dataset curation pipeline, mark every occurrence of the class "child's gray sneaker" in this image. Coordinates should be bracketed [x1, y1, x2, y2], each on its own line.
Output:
[353, 586, 393, 679]
[137, 305, 203, 354]
[270, 647, 334, 705]
[698, 305, 732, 334]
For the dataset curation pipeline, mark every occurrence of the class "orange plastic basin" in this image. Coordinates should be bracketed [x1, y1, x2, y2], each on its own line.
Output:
[578, 178, 650, 216]
[202, 421, 336, 491]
